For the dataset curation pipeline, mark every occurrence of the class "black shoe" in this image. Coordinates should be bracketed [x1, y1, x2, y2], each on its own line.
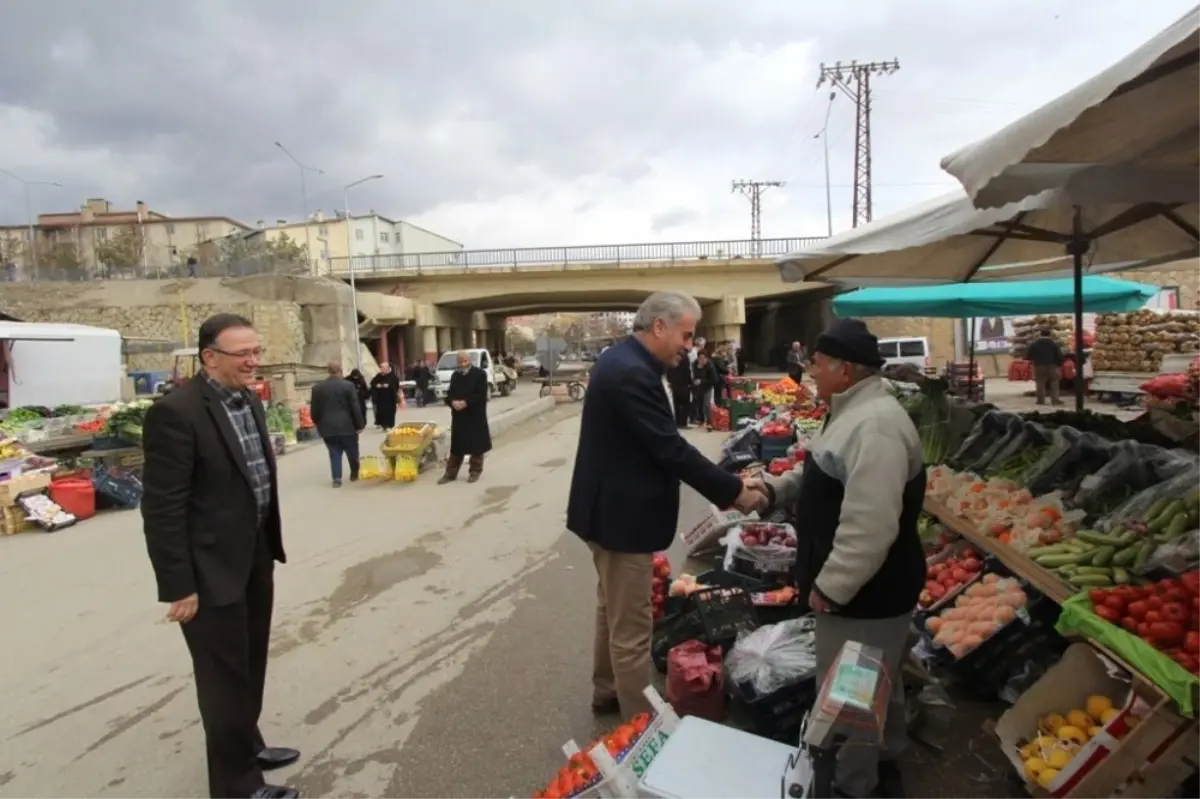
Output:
[591, 697, 620, 715]
[467, 473, 480, 483]
[250, 786, 299, 799]
[332, 479, 342, 488]
[437, 475, 455, 485]
[349, 474, 359, 482]
[257, 747, 301, 771]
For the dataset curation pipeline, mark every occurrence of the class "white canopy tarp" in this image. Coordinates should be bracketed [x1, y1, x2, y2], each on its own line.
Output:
[941, 6, 1200, 209]
[775, 188, 1198, 284]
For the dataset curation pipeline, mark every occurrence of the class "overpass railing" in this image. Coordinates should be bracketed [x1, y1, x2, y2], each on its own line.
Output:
[328, 236, 824, 276]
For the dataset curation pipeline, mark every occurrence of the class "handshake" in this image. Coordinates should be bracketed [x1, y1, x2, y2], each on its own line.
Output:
[735, 474, 771, 514]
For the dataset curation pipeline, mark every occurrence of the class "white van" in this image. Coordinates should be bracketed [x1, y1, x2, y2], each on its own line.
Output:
[431, 348, 514, 399]
[877, 337, 930, 370]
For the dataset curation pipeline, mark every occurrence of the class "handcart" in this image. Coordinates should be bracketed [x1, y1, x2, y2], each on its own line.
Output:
[536, 371, 588, 401]
[377, 421, 441, 482]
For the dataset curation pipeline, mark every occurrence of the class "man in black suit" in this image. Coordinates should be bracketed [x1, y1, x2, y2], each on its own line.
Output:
[438, 350, 492, 483]
[566, 291, 767, 717]
[141, 313, 300, 799]
[310, 361, 366, 487]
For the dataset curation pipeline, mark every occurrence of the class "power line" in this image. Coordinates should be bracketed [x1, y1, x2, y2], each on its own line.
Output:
[817, 59, 900, 228]
[731, 179, 785, 256]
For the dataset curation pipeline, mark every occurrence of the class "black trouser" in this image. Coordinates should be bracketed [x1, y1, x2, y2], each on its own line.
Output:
[181, 555, 274, 798]
[787, 364, 805, 383]
[672, 389, 691, 426]
[445, 452, 484, 478]
[323, 434, 360, 482]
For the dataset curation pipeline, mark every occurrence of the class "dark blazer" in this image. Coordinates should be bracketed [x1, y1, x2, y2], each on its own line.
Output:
[566, 337, 743, 553]
[445, 366, 492, 455]
[310, 375, 366, 438]
[141, 377, 285, 607]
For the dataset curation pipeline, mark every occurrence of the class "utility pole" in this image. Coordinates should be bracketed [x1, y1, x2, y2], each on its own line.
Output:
[731, 179, 785, 256]
[817, 59, 899, 227]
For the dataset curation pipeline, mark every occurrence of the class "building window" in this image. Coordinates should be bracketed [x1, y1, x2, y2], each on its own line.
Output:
[380, 232, 389, 243]
[96, 227, 108, 241]
[318, 226, 328, 237]
[355, 229, 364, 241]
[165, 223, 175, 235]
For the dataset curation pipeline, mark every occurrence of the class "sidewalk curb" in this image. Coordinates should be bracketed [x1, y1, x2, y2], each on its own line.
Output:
[489, 396, 556, 439]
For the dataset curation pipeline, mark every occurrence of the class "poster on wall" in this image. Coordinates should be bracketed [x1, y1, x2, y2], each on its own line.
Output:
[969, 313, 1098, 354]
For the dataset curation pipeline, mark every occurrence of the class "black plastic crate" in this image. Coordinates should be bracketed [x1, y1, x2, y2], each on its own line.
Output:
[731, 675, 817, 742]
[695, 568, 779, 592]
[692, 586, 758, 646]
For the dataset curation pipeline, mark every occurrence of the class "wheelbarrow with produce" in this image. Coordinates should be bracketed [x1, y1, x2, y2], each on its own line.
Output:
[379, 422, 441, 481]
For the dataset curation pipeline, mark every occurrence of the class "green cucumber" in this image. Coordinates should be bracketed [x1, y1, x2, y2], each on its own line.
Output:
[1035, 552, 1088, 568]
[1111, 545, 1140, 568]
[1148, 502, 1185, 534]
[1132, 540, 1156, 571]
[1075, 566, 1114, 576]
[1163, 513, 1190, 541]
[1145, 497, 1172, 522]
[1076, 530, 1127, 547]
[1182, 488, 1200, 510]
[1072, 574, 1113, 587]
[1112, 567, 1130, 585]
[1091, 546, 1116, 567]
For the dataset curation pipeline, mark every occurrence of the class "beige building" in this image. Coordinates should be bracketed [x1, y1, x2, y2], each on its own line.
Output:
[263, 211, 463, 275]
[0, 198, 249, 276]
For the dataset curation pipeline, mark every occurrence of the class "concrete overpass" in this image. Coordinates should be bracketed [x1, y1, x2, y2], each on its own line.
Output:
[333, 236, 833, 363]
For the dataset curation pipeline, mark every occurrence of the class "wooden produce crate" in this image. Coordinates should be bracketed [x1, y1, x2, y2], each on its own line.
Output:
[0, 505, 34, 536]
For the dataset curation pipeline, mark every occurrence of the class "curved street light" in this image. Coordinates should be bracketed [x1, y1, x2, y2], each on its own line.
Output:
[343, 174, 384, 371]
[274, 141, 324, 272]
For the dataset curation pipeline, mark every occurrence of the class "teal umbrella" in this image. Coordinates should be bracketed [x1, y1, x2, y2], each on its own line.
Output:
[832, 275, 1158, 318]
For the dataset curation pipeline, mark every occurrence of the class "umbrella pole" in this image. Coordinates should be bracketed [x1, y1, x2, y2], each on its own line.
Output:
[967, 317, 977, 401]
[1069, 206, 1087, 413]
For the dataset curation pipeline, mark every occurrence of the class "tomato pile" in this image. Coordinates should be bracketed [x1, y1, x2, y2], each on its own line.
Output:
[532, 713, 653, 798]
[760, 420, 792, 437]
[792, 406, 827, 421]
[651, 553, 670, 620]
[297, 405, 314, 429]
[768, 454, 801, 476]
[920, 547, 985, 609]
[1087, 571, 1200, 674]
[74, 418, 106, 434]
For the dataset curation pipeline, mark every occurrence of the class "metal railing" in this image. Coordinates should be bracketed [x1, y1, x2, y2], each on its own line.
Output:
[328, 236, 823, 276]
[0, 236, 825, 283]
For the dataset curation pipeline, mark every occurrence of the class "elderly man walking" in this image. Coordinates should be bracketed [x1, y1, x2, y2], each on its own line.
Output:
[754, 318, 925, 799]
[310, 361, 366, 487]
[567, 291, 767, 718]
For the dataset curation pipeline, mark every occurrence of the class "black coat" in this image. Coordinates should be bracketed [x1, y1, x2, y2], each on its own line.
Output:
[370, 371, 400, 405]
[413, 364, 431, 389]
[310, 376, 365, 438]
[692, 360, 719, 389]
[446, 366, 492, 455]
[667, 359, 692, 393]
[567, 338, 742, 553]
[141, 377, 285, 607]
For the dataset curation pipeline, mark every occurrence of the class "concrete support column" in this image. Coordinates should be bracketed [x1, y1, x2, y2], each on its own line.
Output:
[709, 324, 742, 345]
[450, 328, 465, 350]
[377, 328, 390, 367]
[422, 326, 438, 364]
[437, 326, 452, 354]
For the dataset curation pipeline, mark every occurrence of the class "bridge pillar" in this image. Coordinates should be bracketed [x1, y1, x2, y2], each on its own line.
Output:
[451, 328, 465, 350]
[437, 327, 452, 354]
[421, 326, 438, 364]
[702, 295, 745, 346]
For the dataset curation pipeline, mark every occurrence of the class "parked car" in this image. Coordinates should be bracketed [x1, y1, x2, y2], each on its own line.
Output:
[520, 355, 542, 376]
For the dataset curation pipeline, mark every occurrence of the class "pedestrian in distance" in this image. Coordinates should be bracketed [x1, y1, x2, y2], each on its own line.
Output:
[438, 350, 492, 484]
[691, 349, 719, 430]
[369, 362, 400, 429]
[666, 354, 692, 428]
[345, 368, 369, 422]
[311, 361, 366, 487]
[750, 318, 925, 799]
[1027, 327, 1066, 406]
[566, 290, 768, 718]
[141, 313, 300, 799]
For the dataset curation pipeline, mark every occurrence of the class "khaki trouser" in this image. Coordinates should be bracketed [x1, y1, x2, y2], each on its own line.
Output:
[814, 612, 912, 798]
[589, 543, 654, 716]
[1034, 363, 1061, 405]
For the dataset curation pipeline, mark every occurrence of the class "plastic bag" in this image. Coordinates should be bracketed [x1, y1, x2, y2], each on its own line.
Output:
[983, 421, 1053, 481]
[359, 456, 384, 480]
[1142, 529, 1200, 575]
[950, 411, 1023, 474]
[723, 521, 798, 579]
[666, 640, 726, 721]
[1072, 443, 1197, 516]
[1024, 430, 1117, 499]
[725, 616, 818, 697]
[1098, 465, 1200, 533]
[722, 426, 761, 459]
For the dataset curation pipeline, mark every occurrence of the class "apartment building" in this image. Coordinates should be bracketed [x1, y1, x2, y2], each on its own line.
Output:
[0, 198, 249, 272]
[264, 211, 463, 274]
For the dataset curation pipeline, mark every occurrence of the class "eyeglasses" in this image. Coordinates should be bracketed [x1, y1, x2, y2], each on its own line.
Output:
[209, 347, 265, 359]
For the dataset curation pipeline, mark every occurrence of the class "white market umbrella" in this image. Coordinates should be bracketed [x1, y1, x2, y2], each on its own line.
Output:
[941, 6, 1200, 209]
[776, 187, 1199, 409]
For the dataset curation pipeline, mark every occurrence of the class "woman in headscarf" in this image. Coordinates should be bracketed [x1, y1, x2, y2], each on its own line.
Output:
[346, 368, 370, 423]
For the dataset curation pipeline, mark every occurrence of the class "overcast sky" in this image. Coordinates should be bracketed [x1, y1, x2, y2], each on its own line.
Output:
[1, 1, 1194, 251]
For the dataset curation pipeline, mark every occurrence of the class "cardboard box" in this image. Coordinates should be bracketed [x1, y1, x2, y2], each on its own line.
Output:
[0, 472, 52, 507]
[994, 642, 1149, 797]
[677, 500, 751, 557]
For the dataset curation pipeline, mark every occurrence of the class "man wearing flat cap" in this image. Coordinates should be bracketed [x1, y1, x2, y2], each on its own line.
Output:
[749, 318, 925, 799]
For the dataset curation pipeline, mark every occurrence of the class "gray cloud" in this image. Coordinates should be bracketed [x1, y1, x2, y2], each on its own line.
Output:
[0, 0, 1194, 250]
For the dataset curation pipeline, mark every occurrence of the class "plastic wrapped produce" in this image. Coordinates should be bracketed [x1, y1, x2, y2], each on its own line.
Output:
[726, 617, 818, 697]
[1072, 442, 1198, 516]
[1024, 431, 1117, 500]
[948, 410, 1024, 473]
[1098, 466, 1200, 538]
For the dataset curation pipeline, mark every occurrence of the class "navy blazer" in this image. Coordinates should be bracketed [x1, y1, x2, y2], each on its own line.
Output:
[566, 337, 742, 553]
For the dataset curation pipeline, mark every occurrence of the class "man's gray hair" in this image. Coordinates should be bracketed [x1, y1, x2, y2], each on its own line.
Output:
[632, 291, 702, 332]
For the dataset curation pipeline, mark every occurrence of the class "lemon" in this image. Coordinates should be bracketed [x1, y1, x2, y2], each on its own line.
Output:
[1045, 748, 1072, 769]
[1034, 735, 1058, 754]
[1057, 725, 1088, 746]
[1086, 695, 1114, 722]
[1040, 713, 1066, 734]
[1037, 767, 1060, 789]
[1088, 725, 1103, 738]
[1065, 709, 1092, 730]
[1100, 707, 1121, 725]
[1023, 757, 1048, 781]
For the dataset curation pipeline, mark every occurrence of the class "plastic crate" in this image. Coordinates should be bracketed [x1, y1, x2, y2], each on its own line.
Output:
[759, 434, 794, 462]
[731, 675, 818, 742]
[729, 399, 759, 426]
[692, 586, 758, 646]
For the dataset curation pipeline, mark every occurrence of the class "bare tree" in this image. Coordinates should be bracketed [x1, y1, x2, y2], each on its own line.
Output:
[94, 226, 145, 274]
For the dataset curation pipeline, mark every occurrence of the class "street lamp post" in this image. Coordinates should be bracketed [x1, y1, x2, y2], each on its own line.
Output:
[273, 141, 323, 273]
[814, 91, 836, 238]
[0, 168, 62, 278]
[343, 174, 384, 372]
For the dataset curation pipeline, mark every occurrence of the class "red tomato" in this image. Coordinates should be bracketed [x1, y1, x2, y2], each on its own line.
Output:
[1138, 621, 1154, 639]
[1185, 631, 1200, 654]
[1151, 621, 1185, 647]
[1145, 610, 1163, 624]
[1163, 588, 1189, 604]
[1094, 605, 1121, 623]
[1161, 603, 1188, 624]
[1103, 594, 1128, 613]
[1126, 601, 1149, 621]
[1088, 589, 1108, 606]
[1180, 571, 1200, 595]
[1121, 617, 1140, 634]
[1147, 596, 1165, 612]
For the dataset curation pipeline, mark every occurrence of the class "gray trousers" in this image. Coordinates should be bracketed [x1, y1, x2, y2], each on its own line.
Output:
[814, 611, 911, 798]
